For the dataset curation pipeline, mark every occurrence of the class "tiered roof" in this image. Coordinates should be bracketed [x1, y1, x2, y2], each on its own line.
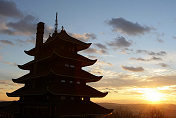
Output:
[6, 20, 113, 117]
[7, 23, 106, 98]
[12, 69, 102, 84]
[25, 30, 92, 56]
[7, 84, 107, 97]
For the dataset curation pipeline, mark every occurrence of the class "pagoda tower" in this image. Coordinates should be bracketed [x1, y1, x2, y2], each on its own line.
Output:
[6, 14, 113, 118]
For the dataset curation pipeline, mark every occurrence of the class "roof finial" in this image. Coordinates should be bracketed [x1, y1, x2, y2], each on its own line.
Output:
[61, 26, 64, 31]
[54, 12, 58, 33]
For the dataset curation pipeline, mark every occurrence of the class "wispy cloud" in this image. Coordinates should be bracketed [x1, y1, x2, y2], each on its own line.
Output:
[122, 66, 144, 72]
[107, 17, 152, 36]
[173, 36, 176, 40]
[108, 36, 132, 48]
[95, 43, 107, 49]
[130, 56, 162, 61]
[91, 74, 176, 89]
[158, 63, 169, 68]
[15, 38, 35, 45]
[83, 47, 107, 54]
[136, 50, 167, 56]
[0, 0, 23, 18]
[70, 33, 96, 42]
[0, 40, 14, 46]
[0, 60, 17, 66]
[0, 0, 52, 37]
[0, 38, 35, 47]
[6, 15, 36, 36]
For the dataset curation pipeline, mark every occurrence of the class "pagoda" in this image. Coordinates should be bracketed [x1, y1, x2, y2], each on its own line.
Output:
[6, 14, 113, 118]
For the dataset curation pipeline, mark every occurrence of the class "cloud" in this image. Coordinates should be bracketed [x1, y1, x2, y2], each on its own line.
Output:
[107, 17, 152, 36]
[157, 39, 164, 43]
[95, 43, 107, 49]
[0, 21, 17, 35]
[120, 48, 134, 54]
[158, 63, 169, 68]
[136, 50, 167, 56]
[0, 0, 52, 37]
[70, 33, 96, 42]
[130, 56, 162, 61]
[0, 40, 14, 45]
[0, 60, 17, 66]
[0, 38, 35, 47]
[15, 38, 35, 45]
[108, 36, 132, 48]
[0, 0, 23, 18]
[90, 73, 176, 89]
[99, 87, 118, 93]
[85, 33, 96, 39]
[154, 32, 164, 43]
[0, 16, 53, 37]
[173, 36, 176, 40]
[6, 15, 37, 36]
[96, 60, 112, 67]
[122, 66, 144, 72]
[83, 47, 107, 54]
[0, 14, 38, 36]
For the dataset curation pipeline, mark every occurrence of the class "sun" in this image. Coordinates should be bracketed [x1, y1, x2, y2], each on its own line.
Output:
[143, 89, 163, 103]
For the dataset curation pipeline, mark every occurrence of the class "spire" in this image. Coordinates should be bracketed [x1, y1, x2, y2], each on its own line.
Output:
[61, 26, 64, 31]
[54, 12, 58, 33]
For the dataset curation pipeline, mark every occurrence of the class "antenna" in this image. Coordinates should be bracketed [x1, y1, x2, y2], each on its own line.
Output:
[54, 12, 58, 33]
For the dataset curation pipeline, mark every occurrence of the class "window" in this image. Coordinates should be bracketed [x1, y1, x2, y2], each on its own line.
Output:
[64, 64, 75, 68]
[61, 80, 66, 83]
[69, 81, 73, 84]
[65, 64, 69, 67]
[70, 65, 75, 68]
[76, 81, 80, 84]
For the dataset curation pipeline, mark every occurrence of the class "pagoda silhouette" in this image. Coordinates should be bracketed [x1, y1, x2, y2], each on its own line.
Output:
[6, 14, 113, 118]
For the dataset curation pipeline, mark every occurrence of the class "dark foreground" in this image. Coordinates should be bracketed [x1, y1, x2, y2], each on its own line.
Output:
[100, 103, 176, 118]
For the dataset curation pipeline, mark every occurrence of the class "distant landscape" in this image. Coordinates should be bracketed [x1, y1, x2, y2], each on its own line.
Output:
[1, 101, 176, 118]
[99, 103, 176, 118]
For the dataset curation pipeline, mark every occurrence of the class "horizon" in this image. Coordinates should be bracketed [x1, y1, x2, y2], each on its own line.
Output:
[0, 0, 176, 105]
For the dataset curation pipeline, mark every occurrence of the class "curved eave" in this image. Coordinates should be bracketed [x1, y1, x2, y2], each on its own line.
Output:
[6, 87, 46, 97]
[48, 91, 108, 98]
[12, 73, 31, 84]
[99, 92, 108, 97]
[12, 78, 20, 83]
[82, 59, 97, 67]
[58, 30, 91, 46]
[12, 71, 102, 84]
[18, 52, 97, 70]
[6, 92, 45, 97]
[12, 78, 29, 84]
[6, 92, 13, 97]
[77, 43, 91, 51]
[47, 85, 108, 98]
[24, 48, 36, 56]
[18, 64, 32, 70]
[85, 76, 102, 83]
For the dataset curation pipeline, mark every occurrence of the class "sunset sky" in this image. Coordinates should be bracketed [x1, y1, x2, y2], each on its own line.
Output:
[0, 0, 176, 104]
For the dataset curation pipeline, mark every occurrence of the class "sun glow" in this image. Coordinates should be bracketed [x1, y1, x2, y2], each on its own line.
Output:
[143, 89, 164, 103]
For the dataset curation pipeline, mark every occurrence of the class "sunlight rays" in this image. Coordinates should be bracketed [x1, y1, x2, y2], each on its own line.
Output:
[143, 89, 164, 103]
